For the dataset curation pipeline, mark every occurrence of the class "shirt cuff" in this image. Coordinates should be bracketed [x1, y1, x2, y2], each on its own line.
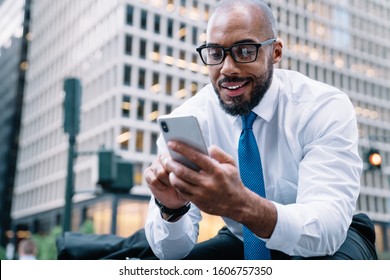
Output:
[266, 202, 302, 253]
[161, 214, 192, 240]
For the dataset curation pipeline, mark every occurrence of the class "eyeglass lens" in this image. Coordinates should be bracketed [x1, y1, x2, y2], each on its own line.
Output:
[201, 44, 258, 65]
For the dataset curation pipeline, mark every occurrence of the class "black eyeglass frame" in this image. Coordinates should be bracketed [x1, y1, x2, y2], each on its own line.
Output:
[196, 38, 276, 66]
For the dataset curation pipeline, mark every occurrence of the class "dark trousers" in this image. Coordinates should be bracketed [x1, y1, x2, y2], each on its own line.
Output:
[184, 213, 378, 260]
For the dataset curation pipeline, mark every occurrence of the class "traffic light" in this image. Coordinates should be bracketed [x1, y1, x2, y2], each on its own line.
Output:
[97, 150, 133, 193]
[98, 150, 116, 186]
[366, 148, 382, 170]
[63, 78, 81, 135]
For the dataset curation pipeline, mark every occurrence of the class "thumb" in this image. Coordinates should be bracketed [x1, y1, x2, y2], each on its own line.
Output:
[208, 145, 236, 166]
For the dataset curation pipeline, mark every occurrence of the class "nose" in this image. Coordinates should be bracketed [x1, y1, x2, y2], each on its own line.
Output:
[220, 53, 241, 76]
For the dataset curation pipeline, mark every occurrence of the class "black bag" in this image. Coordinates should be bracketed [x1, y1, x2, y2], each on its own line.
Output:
[56, 228, 157, 260]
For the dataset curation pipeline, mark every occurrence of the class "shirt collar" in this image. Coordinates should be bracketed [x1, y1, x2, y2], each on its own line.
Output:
[252, 73, 280, 123]
[229, 72, 280, 126]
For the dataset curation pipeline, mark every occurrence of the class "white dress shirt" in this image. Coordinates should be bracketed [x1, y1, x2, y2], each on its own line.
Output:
[145, 69, 362, 259]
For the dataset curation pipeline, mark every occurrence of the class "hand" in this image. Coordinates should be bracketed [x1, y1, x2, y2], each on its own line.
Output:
[144, 153, 189, 209]
[163, 141, 248, 218]
[165, 141, 277, 238]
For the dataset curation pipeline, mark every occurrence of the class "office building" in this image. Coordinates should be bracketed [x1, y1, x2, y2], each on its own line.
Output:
[6, 0, 390, 255]
[0, 0, 30, 247]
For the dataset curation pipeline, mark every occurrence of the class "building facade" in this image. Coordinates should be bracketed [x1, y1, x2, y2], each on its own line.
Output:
[0, 0, 30, 247]
[6, 0, 390, 256]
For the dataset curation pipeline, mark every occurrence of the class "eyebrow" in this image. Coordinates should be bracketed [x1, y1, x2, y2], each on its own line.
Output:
[205, 39, 257, 47]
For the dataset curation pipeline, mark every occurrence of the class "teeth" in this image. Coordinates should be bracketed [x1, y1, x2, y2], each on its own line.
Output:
[227, 85, 242, 90]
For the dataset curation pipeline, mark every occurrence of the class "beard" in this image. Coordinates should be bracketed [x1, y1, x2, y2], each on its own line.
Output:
[213, 61, 274, 116]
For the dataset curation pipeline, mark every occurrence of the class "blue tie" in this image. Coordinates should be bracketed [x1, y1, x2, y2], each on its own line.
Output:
[238, 112, 271, 260]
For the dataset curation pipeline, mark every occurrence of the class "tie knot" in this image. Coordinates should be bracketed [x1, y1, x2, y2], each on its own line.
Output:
[242, 112, 257, 130]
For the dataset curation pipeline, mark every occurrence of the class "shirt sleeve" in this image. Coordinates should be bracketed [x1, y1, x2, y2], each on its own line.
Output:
[267, 91, 362, 256]
[144, 93, 211, 259]
[144, 196, 202, 260]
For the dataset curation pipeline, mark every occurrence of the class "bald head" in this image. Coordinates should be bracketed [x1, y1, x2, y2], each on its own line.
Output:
[210, 0, 276, 39]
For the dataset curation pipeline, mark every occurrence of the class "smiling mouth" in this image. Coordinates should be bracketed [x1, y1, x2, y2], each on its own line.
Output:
[221, 80, 249, 90]
[219, 80, 250, 98]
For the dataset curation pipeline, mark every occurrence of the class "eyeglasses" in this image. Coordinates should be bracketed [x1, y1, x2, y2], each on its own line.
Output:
[196, 38, 276, 66]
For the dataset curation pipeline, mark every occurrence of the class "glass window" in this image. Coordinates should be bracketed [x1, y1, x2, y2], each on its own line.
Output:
[167, 46, 173, 56]
[152, 43, 160, 63]
[167, 18, 174, 38]
[179, 22, 186, 42]
[151, 132, 158, 154]
[119, 127, 130, 150]
[138, 68, 146, 89]
[140, 39, 146, 59]
[151, 101, 159, 122]
[168, 104, 176, 118]
[166, 75, 172, 95]
[191, 54, 198, 71]
[204, 4, 210, 21]
[167, 0, 174, 12]
[126, 5, 134, 25]
[125, 35, 132, 55]
[152, 72, 160, 93]
[141, 9, 147, 30]
[137, 98, 145, 120]
[124, 65, 131, 85]
[166, 47, 173, 67]
[136, 130, 144, 152]
[178, 78, 186, 99]
[179, 50, 185, 60]
[190, 82, 198, 96]
[154, 14, 160, 34]
[122, 95, 131, 117]
[192, 26, 198, 45]
[153, 72, 159, 85]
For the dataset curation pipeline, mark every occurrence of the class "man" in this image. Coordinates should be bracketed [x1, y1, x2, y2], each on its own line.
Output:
[144, 0, 377, 260]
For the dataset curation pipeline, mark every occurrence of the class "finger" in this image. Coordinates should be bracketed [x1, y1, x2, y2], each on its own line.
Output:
[167, 140, 214, 172]
[151, 154, 171, 186]
[208, 145, 236, 166]
[144, 166, 169, 192]
[162, 145, 213, 186]
[168, 172, 194, 198]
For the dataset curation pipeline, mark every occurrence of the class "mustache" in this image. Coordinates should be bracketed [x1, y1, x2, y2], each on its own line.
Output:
[218, 77, 252, 87]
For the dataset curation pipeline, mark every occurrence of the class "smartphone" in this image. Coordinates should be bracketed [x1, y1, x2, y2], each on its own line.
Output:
[157, 115, 208, 171]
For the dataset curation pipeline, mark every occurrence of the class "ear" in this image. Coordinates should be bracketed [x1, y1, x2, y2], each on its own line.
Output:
[272, 38, 283, 64]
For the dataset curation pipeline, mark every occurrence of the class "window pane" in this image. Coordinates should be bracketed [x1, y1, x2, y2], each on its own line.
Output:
[140, 39, 146, 59]
[192, 26, 198, 45]
[179, 22, 186, 42]
[138, 68, 146, 89]
[119, 127, 130, 150]
[125, 35, 132, 55]
[124, 65, 131, 85]
[136, 130, 144, 152]
[166, 75, 172, 95]
[150, 101, 159, 122]
[167, 18, 173, 38]
[126, 5, 134, 25]
[154, 14, 160, 34]
[141, 10, 147, 30]
[122, 95, 131, 117]
[137, 98, 145, 120]
[151, 132, 158, 154]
